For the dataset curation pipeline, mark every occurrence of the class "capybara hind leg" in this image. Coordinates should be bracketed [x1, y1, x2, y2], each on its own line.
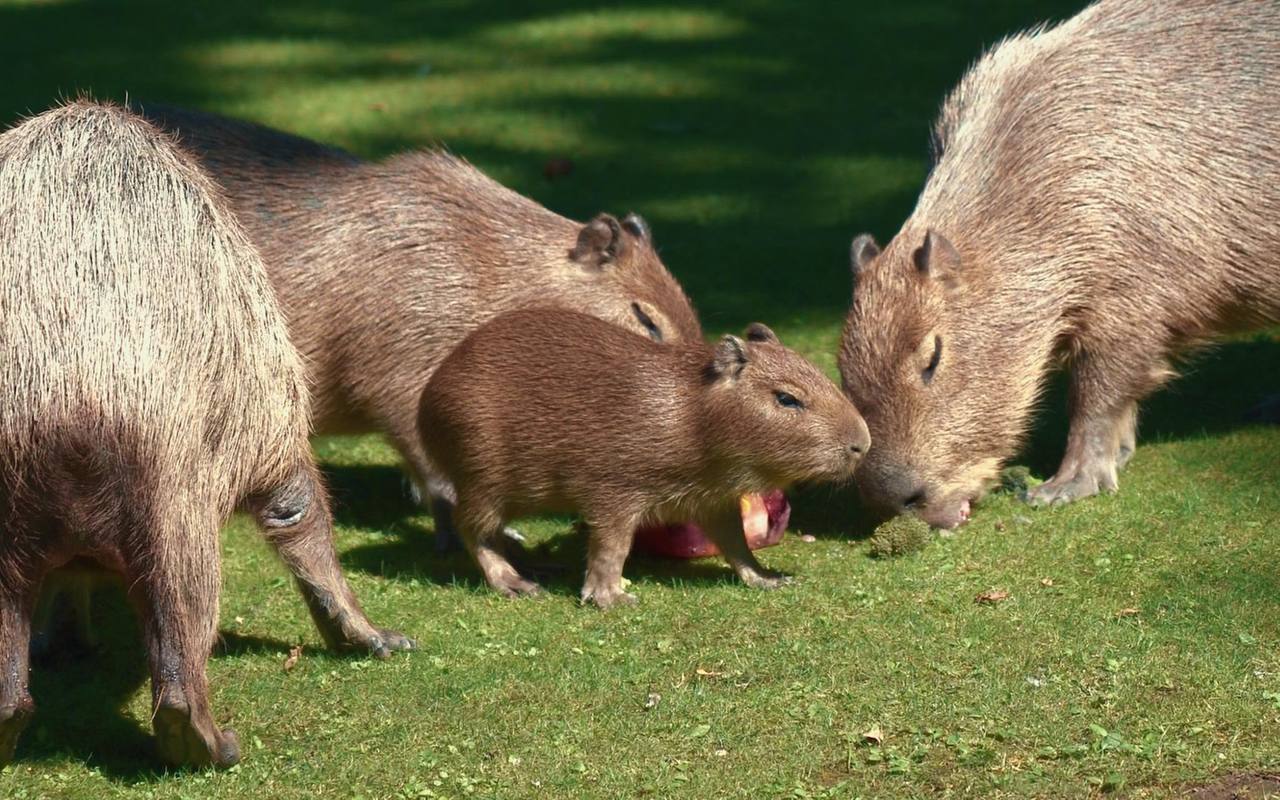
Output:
[456, 503, 541, 598]
[698, 507, 791, 590]
[0, 587, 36, 765]
[255, 466, 413, 658]
[1245, 393, 1280, 425]
[132, 533, 238, 768]
[580, 514, 639, 609]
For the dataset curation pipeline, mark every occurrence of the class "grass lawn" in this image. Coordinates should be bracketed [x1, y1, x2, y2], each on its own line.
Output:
[2, 1, 1278, 797]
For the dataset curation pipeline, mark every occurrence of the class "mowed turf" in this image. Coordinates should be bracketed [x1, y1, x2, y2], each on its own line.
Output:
[2, 1, 1278, 798]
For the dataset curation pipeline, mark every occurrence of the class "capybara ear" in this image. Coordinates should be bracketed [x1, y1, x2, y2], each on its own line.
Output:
[709, 334, 749, 380]
[744, 322, 780, 345]
[912, 229, 962, 287]
[621, 212, 651, 243]
[570, 213, 627, 268]
[849, 233, 880, 278]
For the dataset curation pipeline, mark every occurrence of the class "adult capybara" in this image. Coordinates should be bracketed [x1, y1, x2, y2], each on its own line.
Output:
[838, 0, 1280, 527]
[418, 310, 870, 608]
[0, 101, 411, 768]
[134, 104, 703, 548]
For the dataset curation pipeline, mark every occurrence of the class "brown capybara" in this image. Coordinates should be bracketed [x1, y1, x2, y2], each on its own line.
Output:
[0, 101, 412, 769]
[838, 0, 1280, 528]
[134, 104, 703, 549]
[418, 309, 870, 609]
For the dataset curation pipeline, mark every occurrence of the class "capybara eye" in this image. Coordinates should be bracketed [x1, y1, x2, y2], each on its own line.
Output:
[631, 302, 663, 342]
[775, 391, 803, 409]
[922, 336, 942, 385]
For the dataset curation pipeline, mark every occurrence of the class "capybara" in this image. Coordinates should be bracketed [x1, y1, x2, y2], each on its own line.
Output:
[418, 310, 870, 608]
[0, 101, 411, 769]
[134, 104, 703, 548]
[838, 0, 1280, 527]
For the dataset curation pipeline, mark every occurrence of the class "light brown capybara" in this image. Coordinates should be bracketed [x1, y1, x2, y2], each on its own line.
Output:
[0, 101, 411, 769]
[418, 310, 870, 608]
[134, 104, 704, 549]
[838, 0, 1280, 527]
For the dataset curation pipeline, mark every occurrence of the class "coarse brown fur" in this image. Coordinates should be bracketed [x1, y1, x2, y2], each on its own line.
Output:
[838, 0, 1280, 527]
[418, 309, 870, 608]
[0, 101, 411, 769]
[133, 104, 703, 547]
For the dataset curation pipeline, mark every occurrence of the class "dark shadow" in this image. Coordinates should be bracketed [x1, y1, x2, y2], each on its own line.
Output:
[18, 585, 158, 780]
[320, 463, 422, 533]
[213, 630, 296, 658]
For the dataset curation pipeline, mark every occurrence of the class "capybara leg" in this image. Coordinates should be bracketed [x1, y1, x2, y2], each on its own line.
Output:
[1028, 407, 1126, 506]
[698, 507, 791, 590]
[456, 502, 541, 598]
[0, 586, 36, 766]
[580, 515, 639, 609]
[1115, 401, 1138, 469]
[255, 466, 414, 658]
[132, 532, 238, 769]
[28, 580, 59, 661]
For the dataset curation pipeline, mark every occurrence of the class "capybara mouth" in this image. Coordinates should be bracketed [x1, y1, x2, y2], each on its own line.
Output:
[919, 496, 972, 530]
[632, 490, 791, 559]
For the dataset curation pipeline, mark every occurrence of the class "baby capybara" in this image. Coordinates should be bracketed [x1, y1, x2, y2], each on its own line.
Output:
[0, 101, 411, 769]
[134, 105, 703, 549]
[418, 310, 870, 608]
[839, 0, 1280, 527]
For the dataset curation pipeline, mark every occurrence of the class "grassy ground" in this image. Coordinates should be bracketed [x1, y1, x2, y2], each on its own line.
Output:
[2, 1, 1278, 797]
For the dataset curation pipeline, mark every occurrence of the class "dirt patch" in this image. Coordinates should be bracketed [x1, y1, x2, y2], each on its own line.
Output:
[1185, 773, 1280, 799]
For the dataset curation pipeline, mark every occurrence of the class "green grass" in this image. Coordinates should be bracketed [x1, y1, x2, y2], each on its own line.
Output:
[2, 1, 1279, 798]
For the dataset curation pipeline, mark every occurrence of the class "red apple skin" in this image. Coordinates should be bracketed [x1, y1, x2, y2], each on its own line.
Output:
[632, 490, 790, 559]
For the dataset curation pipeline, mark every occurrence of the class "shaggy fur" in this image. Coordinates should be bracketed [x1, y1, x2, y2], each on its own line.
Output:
[838, 0, 1280, 527]
[419, 310, 869, 608]
[134, 105, 703, 547]
[0, 101, 410, 769]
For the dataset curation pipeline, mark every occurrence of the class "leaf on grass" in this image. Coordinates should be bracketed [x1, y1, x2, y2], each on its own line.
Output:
[695, 668, 725, 678]
[862, 726, 884, 745]
[283, 645, 302, 672]
[688, 723, 712, 738]
[642, 692, 661, 711]
[975, 589, 1010, 605]
[1039, 578, 1054, 587]
[1116, 608, 1140, 618]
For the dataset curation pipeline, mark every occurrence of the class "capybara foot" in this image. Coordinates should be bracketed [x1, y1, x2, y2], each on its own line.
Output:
[153, 699, 239, 768]
[1027, 462, 1116, 506]
[332, 624, 417, 659]
[0, 699, 35, 764]
[740, 569, 792, 590]
[581, 584, 638, 610]
[493, 574, 543, 599]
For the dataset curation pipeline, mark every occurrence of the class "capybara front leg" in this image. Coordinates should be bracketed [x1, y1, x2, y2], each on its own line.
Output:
[0, 586, 35, 765]
[1029, 350, 1152, 506]
[580, 514, 639, 609]
[256, 466, 414, 658]
[131, 538, 238, 768]
[698, 506, 791, 590]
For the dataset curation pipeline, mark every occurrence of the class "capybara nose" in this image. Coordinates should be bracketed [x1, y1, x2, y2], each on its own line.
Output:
[860, 462, 927, 511]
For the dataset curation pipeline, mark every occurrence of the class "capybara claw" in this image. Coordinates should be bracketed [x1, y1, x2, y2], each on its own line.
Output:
[582, 589, 638, 610]
[1027, 469, 1112, 507]
[369, 628, 416, 658]
[495, 576, 543, 599]
[743, 570, 791, 590]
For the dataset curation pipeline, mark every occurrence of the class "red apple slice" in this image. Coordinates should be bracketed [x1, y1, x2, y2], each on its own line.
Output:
[632, 490, 791, 559]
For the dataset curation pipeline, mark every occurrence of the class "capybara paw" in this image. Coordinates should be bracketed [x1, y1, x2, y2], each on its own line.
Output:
[0, 698, 35, 764]
[1027, 467, 1115, 506]
[581, 586, 638, 610]
[333, 625, 416, 659]
[493, 574, 543, 599]
[153, 702, 239, 768]
[742, 569, 792, 590]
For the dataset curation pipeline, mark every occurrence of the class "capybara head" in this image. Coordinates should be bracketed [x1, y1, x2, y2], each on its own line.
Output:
[567, 211, 703, 344]
[703, 323, 870, 489]
[838, 229, 1041, 528]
